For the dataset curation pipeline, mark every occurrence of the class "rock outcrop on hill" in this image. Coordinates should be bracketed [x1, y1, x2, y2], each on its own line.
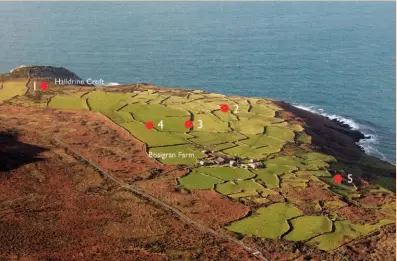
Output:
[1, 65, 91, 86]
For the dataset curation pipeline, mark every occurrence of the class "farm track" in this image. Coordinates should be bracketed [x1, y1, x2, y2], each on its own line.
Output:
[1, 121, 270, 261]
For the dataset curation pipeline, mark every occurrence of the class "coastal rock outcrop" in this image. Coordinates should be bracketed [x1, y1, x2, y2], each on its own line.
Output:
[1, 65, 91, 86]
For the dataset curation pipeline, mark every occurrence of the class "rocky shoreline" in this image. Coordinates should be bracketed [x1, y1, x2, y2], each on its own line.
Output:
[275, 101, 374, 161]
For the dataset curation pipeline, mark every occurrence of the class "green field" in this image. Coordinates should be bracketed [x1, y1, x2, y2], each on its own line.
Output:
[178, 171, 223, 189]
[240, 134, 285, 148]
[223, 143, 282, 158]
[0, 80, 26, 103]
[265, 126, 295, 142]
[192, 167, 254, 181]
[284, 216, 332, 241]
[252, 169, 280, 189]
[192, 113, 230, 132]
[215, 179, 270, 196]
[188, 131, 245, 146]
[86, 91, 132, 112]
[48, 96, 88, 110]
[120, 121, 189, 147]
[226, 203, 302, 239]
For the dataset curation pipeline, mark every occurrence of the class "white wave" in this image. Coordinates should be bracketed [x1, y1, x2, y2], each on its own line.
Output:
[293, 103, 388, 161]
[93, 81, 122, 87]
[357, 135, 387, 161]
[294, 104, 361, 129]
[106, 82, 121, 86]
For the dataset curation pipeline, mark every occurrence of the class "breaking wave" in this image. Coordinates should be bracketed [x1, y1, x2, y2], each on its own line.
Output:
[293, 104, 388, 161]
[106, 82, 121, 86]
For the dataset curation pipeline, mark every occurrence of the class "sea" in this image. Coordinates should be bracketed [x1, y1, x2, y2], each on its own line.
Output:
[0, 2, 395, 163]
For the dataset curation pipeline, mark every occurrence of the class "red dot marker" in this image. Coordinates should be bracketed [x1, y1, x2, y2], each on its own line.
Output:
[145, 121, 154, 130]
[184, 120, 193, 129]
[40, 82, 49, 91]
[220, 104, 229, 113]
[333, 174, 343, 184]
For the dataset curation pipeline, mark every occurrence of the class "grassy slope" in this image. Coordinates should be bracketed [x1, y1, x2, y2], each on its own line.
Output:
[0, 80, 26, 103]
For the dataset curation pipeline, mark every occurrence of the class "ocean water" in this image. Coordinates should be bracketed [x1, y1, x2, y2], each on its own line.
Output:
[0, 2, 395, 163]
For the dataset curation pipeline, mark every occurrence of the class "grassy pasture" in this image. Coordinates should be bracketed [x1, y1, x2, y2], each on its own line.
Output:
[213, 110, 238, 122]
[206, 142, 236, 152]
[252, 169, 280, 189]
[284, 216, 332, 241]
[174, 101, 210, 113]
[120, 103, 189, 132]
[263, 102, 282, 112]
[147, 94, 169, 104]
[230, 99, 250, 113]
[231, 118, 267, 135]
[120, 121, 189, 147]
[265, 156, 329, 170]
[351, 219, 394, 235]
[240, 134, 285, 148]
[226, 203, 303, 239]
[306, 220, 393, 251]
[261, 164, 298, 175]
[308, 221, 358, 251]
[265, 126, 295, 142]
[252, 197, 270, 204]
[102, 111, 133, 124]
[192, 113, 229, 132]
[188, 131, 245, 145]
[87, 92, 131, 112]
[215, 179, 268, 196]
[0, 80, 26, 103]
[265, 156, 308, 168]
[223, 143, 281, 158]
[249, 104, 276, 117]
[187, 93, 205, 100]
[281, 174, 309, 189]
[48, 96, 88, 110]
[178, 171, 223, 189]
[121, 103, 188, 117]
[162, 96, 188, 106]
[298, 152, 336, 162]
[295, 170, 331, 177]
[196, 167, 254, 181]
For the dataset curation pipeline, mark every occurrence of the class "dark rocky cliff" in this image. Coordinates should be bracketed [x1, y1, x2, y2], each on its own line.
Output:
[0, 65, 91, 86]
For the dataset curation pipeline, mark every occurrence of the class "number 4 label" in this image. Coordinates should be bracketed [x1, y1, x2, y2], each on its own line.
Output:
[158, 120, 164, 129]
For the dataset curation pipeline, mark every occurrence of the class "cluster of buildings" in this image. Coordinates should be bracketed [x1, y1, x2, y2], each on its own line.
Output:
[197, 150, 264, 169]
